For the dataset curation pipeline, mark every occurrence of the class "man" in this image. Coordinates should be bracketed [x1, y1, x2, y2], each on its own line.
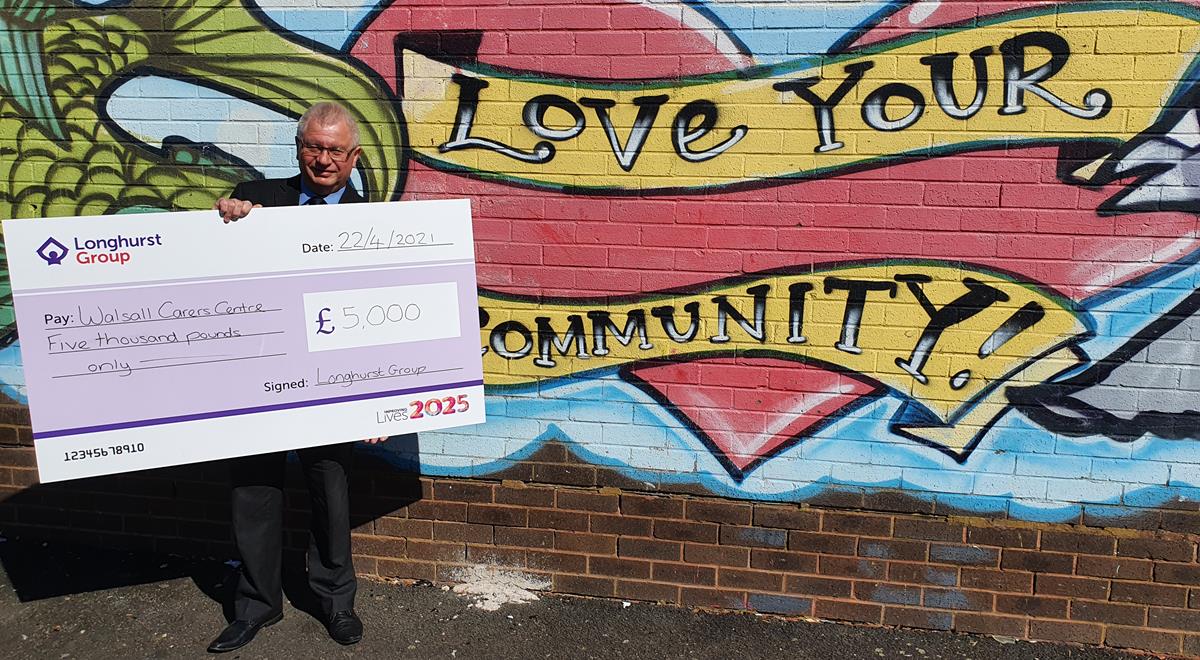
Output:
[209, 102, 385, 653]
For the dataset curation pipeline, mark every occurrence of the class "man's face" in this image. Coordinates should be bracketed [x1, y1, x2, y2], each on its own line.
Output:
[296, 120, 361, 196]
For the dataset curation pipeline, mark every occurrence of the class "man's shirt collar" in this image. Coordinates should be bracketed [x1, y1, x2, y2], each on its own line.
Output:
[299, 180, 348, 205]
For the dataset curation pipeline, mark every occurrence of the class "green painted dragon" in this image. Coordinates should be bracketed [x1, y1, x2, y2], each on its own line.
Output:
[0, 0, 405, 344]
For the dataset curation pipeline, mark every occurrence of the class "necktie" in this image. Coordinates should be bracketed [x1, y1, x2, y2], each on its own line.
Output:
[306, 196, 326, 205]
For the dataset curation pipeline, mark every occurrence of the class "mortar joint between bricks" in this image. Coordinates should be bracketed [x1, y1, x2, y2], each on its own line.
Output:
[949, 516, 1048, 532]
[953, 516, 1165, 541]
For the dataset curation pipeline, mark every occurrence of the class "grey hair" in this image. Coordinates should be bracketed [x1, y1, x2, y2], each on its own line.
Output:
[296, 102, 360, 148]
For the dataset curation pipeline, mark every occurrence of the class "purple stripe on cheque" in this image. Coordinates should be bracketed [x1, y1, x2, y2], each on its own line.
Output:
[34, 379, 485, 440]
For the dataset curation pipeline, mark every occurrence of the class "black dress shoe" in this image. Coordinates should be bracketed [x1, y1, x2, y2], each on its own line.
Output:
[326, 610, 363, 645]
[207, 611, 282, 653]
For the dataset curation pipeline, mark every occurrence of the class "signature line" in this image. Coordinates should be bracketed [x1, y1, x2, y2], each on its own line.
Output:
[314, 367, 462, 386]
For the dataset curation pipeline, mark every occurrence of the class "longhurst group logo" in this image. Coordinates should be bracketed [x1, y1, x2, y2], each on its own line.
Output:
[36, 237, 68, 266]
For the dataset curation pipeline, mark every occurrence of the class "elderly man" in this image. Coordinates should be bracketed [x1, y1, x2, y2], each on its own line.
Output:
[209, 102, 384, 653]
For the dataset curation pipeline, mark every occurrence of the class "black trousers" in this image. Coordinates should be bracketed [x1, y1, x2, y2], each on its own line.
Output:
[229, 443, 356, 622]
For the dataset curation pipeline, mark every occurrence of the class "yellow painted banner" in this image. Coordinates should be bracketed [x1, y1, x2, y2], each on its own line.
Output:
[402, 5, 1200, 192]
[479, 262, 1089, 452]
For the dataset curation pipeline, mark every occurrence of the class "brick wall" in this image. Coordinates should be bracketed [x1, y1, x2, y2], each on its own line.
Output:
[3, 1, 1200, 656]
[1, 448, 1196, 656]
[336, 476, 1199, 657]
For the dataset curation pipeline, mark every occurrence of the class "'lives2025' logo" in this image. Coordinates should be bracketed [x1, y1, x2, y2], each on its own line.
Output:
[37, 233, 165, 266]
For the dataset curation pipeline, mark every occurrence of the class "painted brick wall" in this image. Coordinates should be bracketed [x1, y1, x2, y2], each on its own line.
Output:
[2, 0, 1200, 655]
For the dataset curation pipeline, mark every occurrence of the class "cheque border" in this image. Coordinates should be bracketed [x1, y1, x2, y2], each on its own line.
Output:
[33, 377, 485, 439]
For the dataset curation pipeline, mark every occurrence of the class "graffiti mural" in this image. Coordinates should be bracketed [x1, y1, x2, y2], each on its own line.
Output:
[2, 0, 1200, 521]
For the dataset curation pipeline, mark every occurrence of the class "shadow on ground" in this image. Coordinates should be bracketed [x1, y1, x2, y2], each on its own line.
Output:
[0, 437, 423, 626]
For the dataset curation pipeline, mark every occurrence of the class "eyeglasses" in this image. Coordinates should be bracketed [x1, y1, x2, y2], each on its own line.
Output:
[297, 141, 356, 162]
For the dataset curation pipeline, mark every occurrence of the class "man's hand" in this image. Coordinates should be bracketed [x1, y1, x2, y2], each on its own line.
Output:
[214, 197, 261, 223]
[363, 437, 388, 444]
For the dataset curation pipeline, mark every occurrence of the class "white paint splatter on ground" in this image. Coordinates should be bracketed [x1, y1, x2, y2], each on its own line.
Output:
[448, 566, 551, 611]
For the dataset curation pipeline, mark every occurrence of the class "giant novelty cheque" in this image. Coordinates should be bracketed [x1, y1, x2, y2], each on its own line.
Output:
[3, 199, 484, 482]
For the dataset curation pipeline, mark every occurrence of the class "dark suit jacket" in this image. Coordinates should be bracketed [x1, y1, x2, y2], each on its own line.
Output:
[230, 175, 366, 208]
[226, 173, 367, 619]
